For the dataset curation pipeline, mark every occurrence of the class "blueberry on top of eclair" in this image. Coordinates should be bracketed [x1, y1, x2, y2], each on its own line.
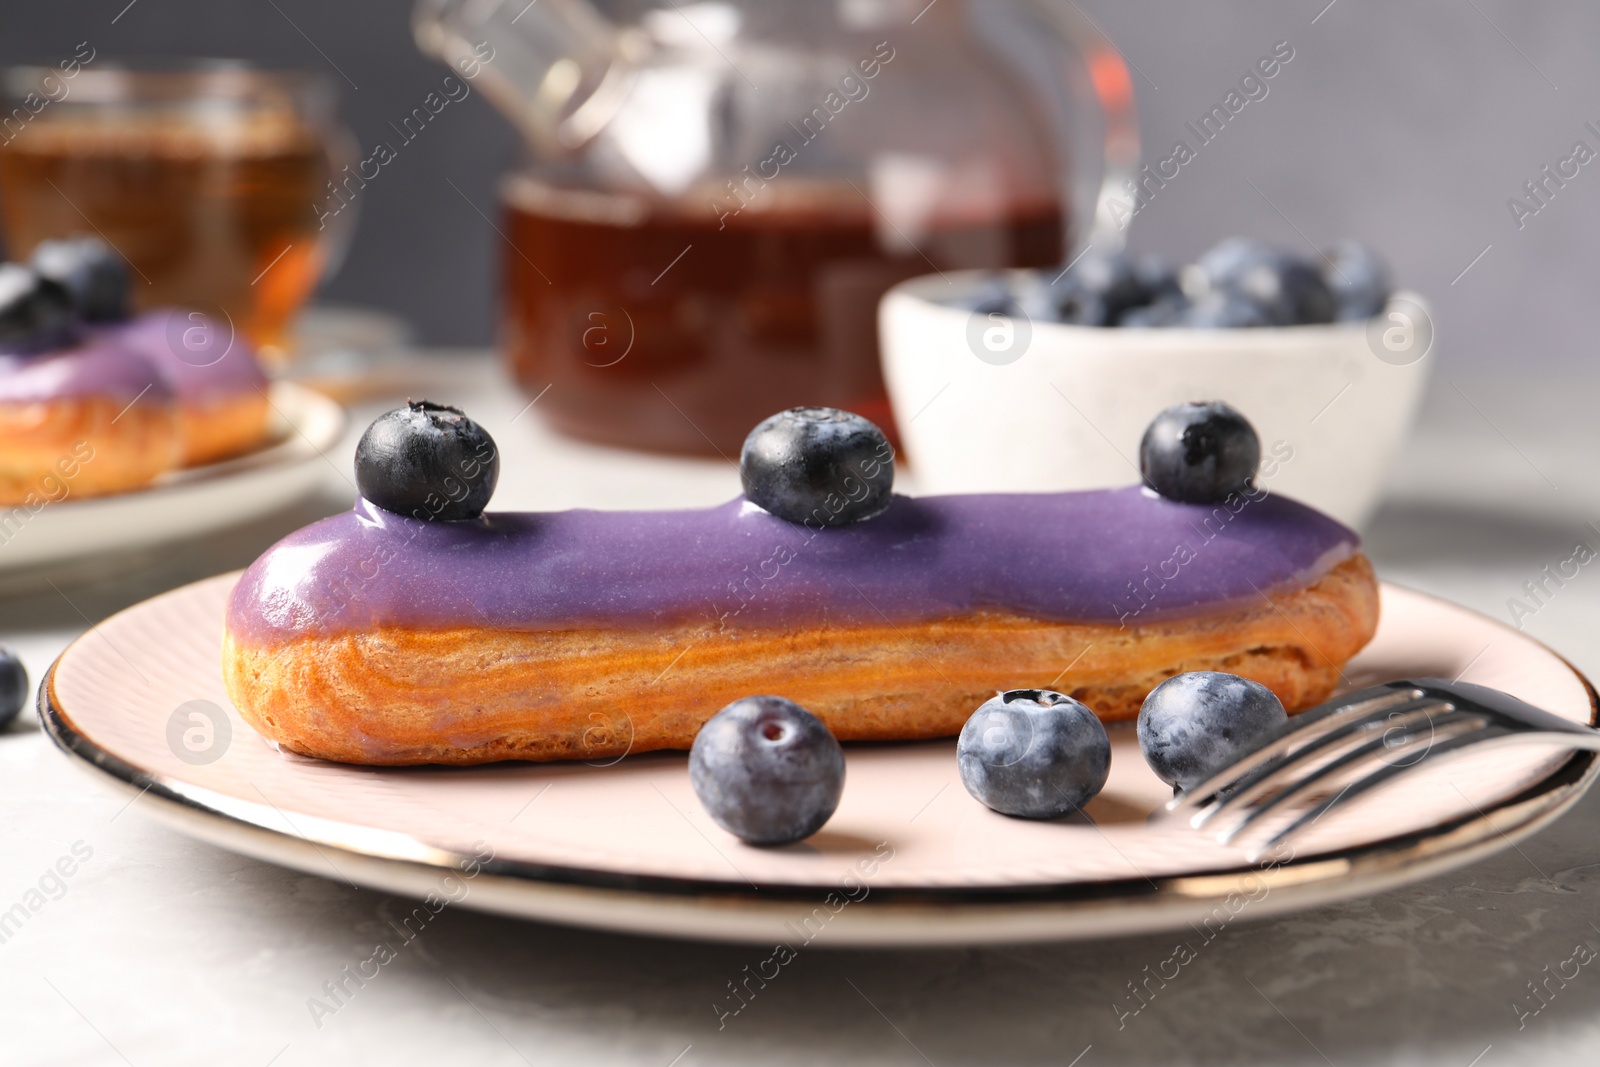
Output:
[740, 406, 895, 527]
[0, 262, 75, 356]
[355, 399, 500, 522]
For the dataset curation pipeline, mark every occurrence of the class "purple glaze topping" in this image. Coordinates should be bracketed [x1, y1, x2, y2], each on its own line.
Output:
[226, 486, 1360, 646]
[0, 335, 172, 404]
[108, 309, 266, 403]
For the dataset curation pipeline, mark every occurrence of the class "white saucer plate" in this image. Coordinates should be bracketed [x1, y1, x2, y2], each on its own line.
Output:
[0, 381, 344, 577]
[41, 578, 1598, 946]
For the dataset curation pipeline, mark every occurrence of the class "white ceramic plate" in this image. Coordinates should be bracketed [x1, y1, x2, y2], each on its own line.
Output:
[0, 382, 344, 577]
[40, 577, 1598, 946]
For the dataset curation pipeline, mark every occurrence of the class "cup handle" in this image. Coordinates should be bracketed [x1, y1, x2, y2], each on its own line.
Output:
[310, 120, 363, 284]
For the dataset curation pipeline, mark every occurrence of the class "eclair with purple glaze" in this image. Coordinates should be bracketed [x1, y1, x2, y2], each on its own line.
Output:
[221, 487, 1379, 766]
[4, 243, 270, 495]
[0, 341, 180, 505]
[112, 309, 270, 466]
[1, 309, 269, 504]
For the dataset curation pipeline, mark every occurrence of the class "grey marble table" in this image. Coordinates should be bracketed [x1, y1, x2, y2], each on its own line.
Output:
[3, 355, 1599, 1067]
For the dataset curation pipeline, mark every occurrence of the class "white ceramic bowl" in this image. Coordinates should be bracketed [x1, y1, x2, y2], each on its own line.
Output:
[880, 271, 1433, 529]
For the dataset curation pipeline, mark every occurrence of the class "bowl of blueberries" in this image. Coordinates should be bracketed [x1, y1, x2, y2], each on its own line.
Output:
[879, 238, 1431, 528]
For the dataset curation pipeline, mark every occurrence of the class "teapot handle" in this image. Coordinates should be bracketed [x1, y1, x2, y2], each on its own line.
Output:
[1031, 2, 1141, 254]
[412, 0, 630, 157]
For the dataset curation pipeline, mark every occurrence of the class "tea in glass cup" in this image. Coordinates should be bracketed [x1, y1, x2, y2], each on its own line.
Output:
[0, 62, 355, 364]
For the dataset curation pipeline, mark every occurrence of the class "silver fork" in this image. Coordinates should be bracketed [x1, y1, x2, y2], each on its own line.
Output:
[1165, 678, 1600, 859]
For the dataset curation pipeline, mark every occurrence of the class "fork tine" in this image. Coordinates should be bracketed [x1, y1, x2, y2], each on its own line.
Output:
[1171, 687, 1433, 825]
[1245, 728, 1520, 860]
[1163, 677, 1600, 861]
[1168, 686, 1426, 817]
[1190, 702, 1450, 831]
[1213, 715, 1493, 846]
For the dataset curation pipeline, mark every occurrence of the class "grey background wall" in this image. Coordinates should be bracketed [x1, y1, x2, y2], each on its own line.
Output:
[1, 0, 1593, 367]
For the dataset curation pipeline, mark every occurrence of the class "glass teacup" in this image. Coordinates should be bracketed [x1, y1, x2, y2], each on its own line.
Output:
[0, 61, 357, 364]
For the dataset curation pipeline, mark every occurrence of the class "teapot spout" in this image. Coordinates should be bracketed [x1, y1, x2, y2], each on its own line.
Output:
[412, 0, 637, 155]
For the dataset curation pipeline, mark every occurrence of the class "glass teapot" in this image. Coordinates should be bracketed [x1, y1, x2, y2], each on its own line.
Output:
[415, 0, 1137, 454]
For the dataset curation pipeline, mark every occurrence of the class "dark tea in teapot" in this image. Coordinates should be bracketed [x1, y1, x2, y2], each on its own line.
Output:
[502, 176, 1063, 454]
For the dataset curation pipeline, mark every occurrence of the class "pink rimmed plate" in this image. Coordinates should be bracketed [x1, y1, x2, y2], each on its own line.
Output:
[0, 382, 344, 585]
[40, 575, 1599, 946]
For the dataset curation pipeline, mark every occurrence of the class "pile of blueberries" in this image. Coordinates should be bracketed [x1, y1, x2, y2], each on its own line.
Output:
[962, 237, 1392, 329]
[349, 394, 1283, 845]
[0, 236, 132, 354]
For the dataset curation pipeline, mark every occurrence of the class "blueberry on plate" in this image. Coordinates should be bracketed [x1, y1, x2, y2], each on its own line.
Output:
[689, 695, 845, 845]
[30, 236, 129, 323]
[1320, 240, 1391, 321]
[741, 407, 894, 526]
[1137, 672, 1287, 791]
[1139, 400, 1260, 504]
[957, 689, 1110, 818]
[0, 646, 27, 730]
[354, 400, 499, 521]
[0, 263, 75, 353]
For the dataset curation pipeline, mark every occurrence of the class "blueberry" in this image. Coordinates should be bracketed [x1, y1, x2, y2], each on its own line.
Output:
[950, 275, 1016, 313]
[1191, 238, 1337, 325]
[972, 293, 1029, 319]
[1320, 240, 1391, 321]
[30, 236, 129, 323]
[1118, 296, 1189, 328]
[956, 689, 1110, 818]
[1007, 274, 1062, 324]
[1195, 237, 1280, 290]
[354, 400, 499, 521]
[1230, 258, 1336, 325]
[1137, 672, 1287, 791]
[1131, 254, 1183, 305]
[1053, 287, 1109, 327]
[961, 273, 1058, 324]
[741, 407, 894, 526]
[0, 646, 26, 730]
[0, 263, 74, 354]
[1178, 290, 1275, 329]
[689, 695, 845, 845]
[1053, 251, 1152, 326]
[1139, 401, 1260, 504]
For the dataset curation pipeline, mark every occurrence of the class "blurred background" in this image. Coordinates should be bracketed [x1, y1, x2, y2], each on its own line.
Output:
[1, 0, 1588, 366]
